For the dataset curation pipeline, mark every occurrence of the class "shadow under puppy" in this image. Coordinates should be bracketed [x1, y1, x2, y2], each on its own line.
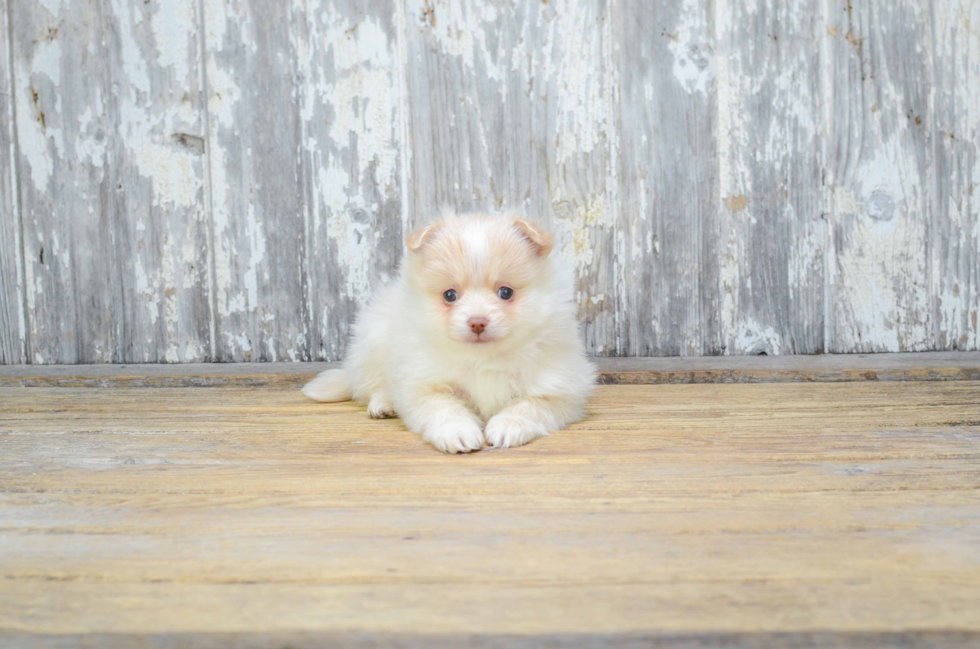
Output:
[303, 212, 596, 453]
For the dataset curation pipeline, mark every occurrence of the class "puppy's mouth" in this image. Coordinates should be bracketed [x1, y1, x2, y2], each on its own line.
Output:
[462, 332, 497, 344]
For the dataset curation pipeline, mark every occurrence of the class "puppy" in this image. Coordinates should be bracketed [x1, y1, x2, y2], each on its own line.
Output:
[302, 212, 595, 453]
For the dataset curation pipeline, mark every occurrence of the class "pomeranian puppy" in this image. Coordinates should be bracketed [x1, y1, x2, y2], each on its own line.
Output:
[302, 211, 595, 453]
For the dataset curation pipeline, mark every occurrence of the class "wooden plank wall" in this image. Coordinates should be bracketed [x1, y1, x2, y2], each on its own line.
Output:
[0, 0, 977, 363]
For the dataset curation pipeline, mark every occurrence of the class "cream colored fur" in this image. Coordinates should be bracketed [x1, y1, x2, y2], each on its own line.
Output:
[302, 212, 595, 453]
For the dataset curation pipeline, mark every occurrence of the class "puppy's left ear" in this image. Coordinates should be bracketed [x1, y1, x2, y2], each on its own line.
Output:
[513, 218, 553, 257]
[407, 221, 444, 253]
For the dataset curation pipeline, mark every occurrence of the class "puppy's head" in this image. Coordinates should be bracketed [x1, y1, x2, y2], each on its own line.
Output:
[406, 213, 554, 346]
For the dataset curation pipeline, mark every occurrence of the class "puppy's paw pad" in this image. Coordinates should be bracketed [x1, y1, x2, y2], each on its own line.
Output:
[424, 420, 485, 454]
[484, 415, 548, 449]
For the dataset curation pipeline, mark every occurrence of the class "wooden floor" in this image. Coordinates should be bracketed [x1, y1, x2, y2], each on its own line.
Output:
[1, 374, 979, 646]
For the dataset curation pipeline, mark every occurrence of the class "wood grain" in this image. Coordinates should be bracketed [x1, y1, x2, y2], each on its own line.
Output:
[825, 0, 933, 352]
[12, 0, 116, 363]
[10, 0, 212, 363]
[202, 0, 309, 362]
[4, 631, 980, 649]
[0, 0, 25, 365]
[714, 0, 825, 354]
[931, 0, 979, 352]
[0, 382, 978, 642]
[615, 0, 715, 356]
[102, 0, 213, 363]
[300, 0, 406, 361]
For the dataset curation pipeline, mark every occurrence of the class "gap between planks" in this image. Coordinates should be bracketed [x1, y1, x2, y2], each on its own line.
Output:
[0, 352, 979, 388]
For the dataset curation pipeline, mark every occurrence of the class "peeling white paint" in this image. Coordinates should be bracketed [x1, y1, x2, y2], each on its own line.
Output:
[714, 42, 742, 344]
[224, 332, 252, 354]
[204, 0, 248, 328]
[240, 202, 267, 315]
[735, 320, 782, 355]
[5, 0, 980, 363]
[15, 56, 62, 192]
[834, 127, 931, 351]
[149, 0, 195, 84]
[134, 259, 159, 326]
[303, 4, 403, 320]
[669, 0, 715, 96]
[552, 197, 613, 269]
[394, 0, 413, 234]
[553, 0, 610, 163]
[322, 16, 397, 192]
[412, 0, 503, 85]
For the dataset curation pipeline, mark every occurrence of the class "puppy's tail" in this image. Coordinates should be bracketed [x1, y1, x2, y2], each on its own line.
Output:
[301, 369, 353, 402]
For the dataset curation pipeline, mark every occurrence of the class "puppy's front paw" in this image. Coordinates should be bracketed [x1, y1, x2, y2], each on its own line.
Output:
[484, 413, 548, 449]
[423, 418, 485, 454]
[367, 392, 396, 419]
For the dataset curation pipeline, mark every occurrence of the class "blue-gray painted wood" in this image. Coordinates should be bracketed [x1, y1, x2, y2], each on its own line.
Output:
[1, 0, 978, 363]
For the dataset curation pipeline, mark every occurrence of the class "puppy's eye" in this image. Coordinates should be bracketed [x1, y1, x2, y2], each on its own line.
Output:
[443, 289, 458, 303]
[497, 286, 514, 300]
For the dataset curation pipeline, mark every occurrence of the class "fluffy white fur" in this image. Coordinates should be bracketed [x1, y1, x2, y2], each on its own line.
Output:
[302, 212, 595, 453]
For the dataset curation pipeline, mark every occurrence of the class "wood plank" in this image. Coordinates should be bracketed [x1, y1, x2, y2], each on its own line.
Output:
[824, 0, 933, 352]
[11, 0, 115, 363]
[103, 0, 213, 363]
[11, 0, 212, 363]
[2, 351, 980, 387]
[202, 0, 308, 362]
[402, 0, 621, 354]
[0, 0, 25, 365]
[0, 382, 978, 640]
[3, 631, 979, 648]
[714, 0, 825, 354]
[299, 0, 406, 361]
[101, 0, 213, 363]
[931, 1, 979, 351]
[614, 0, 715, 355]
[202, 0, 405, 364]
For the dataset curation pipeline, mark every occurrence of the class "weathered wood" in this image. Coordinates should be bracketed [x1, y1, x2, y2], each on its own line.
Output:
[2, 0, 979, 364]
[202, 0, 309, 362]
[931, 1, 979, 351]
[299, 0, 406, 361]
[2, 631, 980, 649]
[201, 0, 405, 363]
[614, 0, 715, 356]
[402, 0, 621, 355]
[11, 0, 212, 363]
[11, 0, 115, 363]
[0, 0, 25, 365]
[105, 0, 213, 363]
[825, 0, 934, 352]
[1, 382, 978, 638]
[714, 0, 825, 354]
[3, 352, 980, 387]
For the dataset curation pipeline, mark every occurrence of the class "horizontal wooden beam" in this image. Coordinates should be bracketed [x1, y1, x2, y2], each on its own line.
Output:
[2, 352, 979, 387]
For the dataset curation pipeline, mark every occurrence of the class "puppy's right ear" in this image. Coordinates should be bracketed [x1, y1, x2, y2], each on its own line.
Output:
[407, 221, 443, 252]
[512, 218, 554, 257]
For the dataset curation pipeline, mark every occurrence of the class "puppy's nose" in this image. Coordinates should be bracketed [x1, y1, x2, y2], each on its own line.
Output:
[468, 317, 488, 335]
